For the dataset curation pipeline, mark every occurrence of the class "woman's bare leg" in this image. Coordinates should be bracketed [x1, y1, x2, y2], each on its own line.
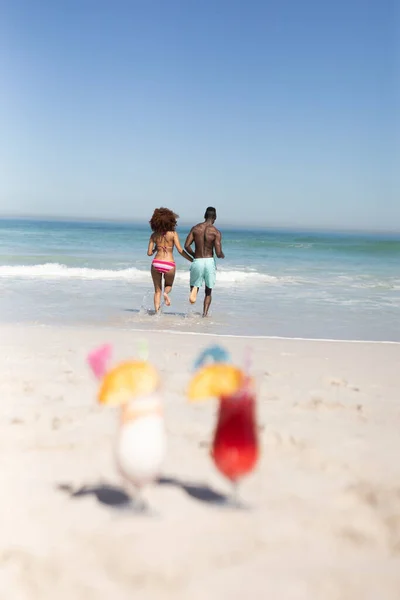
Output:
[151, 267, 163, 312]
[163, 268, 176, 307]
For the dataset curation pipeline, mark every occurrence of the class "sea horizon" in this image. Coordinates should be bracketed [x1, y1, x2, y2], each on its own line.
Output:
[1, 215, 399, 237]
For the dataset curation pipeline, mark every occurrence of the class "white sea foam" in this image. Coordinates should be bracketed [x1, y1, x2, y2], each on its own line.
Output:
[0, 263, 292, 285]
[183, 269, 287, 284]
[0, 263, 144, 281]
[0, 263, 398, 292]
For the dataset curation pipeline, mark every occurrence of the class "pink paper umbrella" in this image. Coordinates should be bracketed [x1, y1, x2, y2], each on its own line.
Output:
[87, 344, 113, 379]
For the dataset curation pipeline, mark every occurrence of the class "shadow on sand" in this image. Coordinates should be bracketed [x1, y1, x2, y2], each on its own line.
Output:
[57, 483, 133, 507]
[123, 308, 191, 318]
[157, 476, 230, 505]
[56, 476, 238, 510]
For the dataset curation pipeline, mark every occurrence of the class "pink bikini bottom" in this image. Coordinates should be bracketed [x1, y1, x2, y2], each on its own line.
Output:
[152, 259, 176, 274]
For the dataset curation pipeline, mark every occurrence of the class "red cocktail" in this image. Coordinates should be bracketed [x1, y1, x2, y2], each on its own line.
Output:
[212, 381, 259, 491]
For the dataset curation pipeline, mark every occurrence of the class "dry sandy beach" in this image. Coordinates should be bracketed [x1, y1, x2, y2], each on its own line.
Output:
[1, 324, 400, 599]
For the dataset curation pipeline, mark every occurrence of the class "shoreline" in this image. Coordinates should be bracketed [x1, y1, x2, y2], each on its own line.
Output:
[1, 321, 400, 345]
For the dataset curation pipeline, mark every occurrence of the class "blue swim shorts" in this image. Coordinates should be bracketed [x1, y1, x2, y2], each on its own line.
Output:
[190, 257, 216, 289]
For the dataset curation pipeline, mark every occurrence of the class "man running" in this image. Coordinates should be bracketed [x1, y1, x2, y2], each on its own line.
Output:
[184, 206, 225, 317]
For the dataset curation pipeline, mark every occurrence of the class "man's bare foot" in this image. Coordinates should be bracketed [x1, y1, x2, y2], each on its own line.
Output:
[163, 292, 171, 306]
[189, 287, 198, 304]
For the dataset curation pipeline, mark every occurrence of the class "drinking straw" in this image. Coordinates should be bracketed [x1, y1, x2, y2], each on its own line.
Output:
[137, 339, 149, 361]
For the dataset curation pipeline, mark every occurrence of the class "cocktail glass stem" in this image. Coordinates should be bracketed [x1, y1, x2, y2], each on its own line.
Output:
[134, 486, 146, 512]
[122, 477, 147, 512]
[230, 480, 240, 507]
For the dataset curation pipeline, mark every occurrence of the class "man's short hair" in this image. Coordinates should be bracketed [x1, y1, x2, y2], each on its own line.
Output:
[204, 206, 217, 220]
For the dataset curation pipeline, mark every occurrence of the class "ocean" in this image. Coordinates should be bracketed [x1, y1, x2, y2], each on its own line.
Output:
[0, 218, 399, 341]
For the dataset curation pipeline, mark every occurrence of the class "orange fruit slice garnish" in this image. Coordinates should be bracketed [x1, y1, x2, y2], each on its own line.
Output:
[98, 361, 160, 406]
[187, 364, 244, 401]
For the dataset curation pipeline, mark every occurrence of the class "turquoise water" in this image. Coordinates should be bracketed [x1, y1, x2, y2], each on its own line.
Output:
[0, 218, 399, 340]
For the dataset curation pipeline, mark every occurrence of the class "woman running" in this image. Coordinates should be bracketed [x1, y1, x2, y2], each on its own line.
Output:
[147, 208, 193, 313]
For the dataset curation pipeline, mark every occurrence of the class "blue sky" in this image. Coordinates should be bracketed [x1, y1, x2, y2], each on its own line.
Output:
[0, 0, 398, 230]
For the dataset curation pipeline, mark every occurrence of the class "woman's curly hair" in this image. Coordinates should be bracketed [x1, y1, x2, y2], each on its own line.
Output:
[149, 207, 179, 234]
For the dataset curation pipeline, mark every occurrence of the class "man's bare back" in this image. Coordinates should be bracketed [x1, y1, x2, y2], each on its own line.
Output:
[188, 222, 224, 259]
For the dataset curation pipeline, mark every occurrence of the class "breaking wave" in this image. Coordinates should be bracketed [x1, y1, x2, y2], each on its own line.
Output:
[0, 263, 293, 285]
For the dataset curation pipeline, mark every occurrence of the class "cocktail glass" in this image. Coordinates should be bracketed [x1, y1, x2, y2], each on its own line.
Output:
[211, 378, 259, 506]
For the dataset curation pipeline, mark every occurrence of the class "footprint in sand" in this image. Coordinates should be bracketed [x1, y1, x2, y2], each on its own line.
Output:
[305, 397, 346, 410]
[329, 378, 360, 391]
[263, 430, 309, 452]
[338, 481, 400, 554]
[294, 397, 365, 415]
[329, 377, 348, 387]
